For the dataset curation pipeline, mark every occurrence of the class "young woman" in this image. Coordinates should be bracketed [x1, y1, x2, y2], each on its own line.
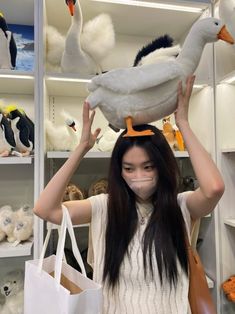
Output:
[34, 75, 224, 314]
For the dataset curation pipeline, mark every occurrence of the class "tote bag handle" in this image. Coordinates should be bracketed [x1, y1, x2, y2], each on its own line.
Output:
[54, 205, 87, 287]
[37, 205, 87, 286]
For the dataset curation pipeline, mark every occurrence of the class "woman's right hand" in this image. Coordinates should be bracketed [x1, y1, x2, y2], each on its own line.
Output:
[79, 102, 101, 152]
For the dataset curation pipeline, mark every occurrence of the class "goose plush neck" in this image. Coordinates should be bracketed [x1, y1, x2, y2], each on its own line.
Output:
[177, 18, 220, 74]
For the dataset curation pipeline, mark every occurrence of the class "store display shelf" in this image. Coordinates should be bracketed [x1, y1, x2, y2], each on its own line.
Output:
[0, 238, 33, 258]
[224, 219, 235, 228]
[45, 73, 91, 97]
[0, 71, 34, 95]
[206, 275, 214, 289]
[221, 148, 235, 153]
[0, 156, 33, 165]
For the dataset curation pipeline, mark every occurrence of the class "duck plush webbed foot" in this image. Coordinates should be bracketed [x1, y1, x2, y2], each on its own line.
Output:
[123, 117, 154, 137]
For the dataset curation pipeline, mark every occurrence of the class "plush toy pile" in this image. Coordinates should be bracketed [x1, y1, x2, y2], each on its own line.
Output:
[0, 204, 33, 245]
[63, 183, 86, 201]
[0, 269, 24, 314]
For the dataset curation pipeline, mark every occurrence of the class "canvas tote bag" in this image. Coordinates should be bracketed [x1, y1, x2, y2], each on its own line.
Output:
[24, 205, 102, 314]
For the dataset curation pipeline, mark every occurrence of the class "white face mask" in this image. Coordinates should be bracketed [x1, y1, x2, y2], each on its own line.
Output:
[123, 176, 157, 201]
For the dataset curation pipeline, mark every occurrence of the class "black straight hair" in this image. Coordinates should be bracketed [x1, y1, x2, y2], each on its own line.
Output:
[103, 124, 188, 289]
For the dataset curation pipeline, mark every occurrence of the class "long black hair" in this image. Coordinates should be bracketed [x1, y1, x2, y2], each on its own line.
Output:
[103, 124, 188, 288]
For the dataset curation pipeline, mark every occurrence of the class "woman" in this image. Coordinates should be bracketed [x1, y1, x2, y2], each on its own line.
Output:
[34, 75, 224, 314]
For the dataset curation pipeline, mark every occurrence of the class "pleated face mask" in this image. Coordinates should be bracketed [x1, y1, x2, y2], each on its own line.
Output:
[123, 176, 157, 201]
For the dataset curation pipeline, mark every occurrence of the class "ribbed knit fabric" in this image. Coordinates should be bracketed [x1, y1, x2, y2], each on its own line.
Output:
[88, 192, 192, 314]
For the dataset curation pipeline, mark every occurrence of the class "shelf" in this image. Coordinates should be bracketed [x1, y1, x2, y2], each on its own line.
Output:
[0, 238, 33, 258]
[0, 71, 34, 95]
[0, 156, 33, 165]
[224, 219, 235, 228]
[46, 0, 207, 39]
[206, 275, 214, 289]
[221, 148, 235, 153]
[47, 150, 188, 159]
[45, 73, 91, 97]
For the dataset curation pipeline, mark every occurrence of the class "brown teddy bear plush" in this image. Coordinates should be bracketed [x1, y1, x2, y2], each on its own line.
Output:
[63, 183, 86, 201]
[88, 178, 108, 197]
[221, 275, 235, 302]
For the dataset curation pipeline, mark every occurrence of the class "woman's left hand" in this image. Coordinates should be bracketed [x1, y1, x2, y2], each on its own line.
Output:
[174, 75, 195, 127]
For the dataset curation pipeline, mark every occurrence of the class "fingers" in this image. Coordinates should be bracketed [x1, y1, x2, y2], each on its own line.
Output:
[185, 75, 195, 98]
[93, 128, 101, 140]
[83, 101, 95, 126]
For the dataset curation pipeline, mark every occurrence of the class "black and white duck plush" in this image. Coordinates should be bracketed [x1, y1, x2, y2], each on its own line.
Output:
[0, 111, 16, 156]
[133, 34, 181, 67]
[0, 12, 17, 69]
[86, 18, 234, 136]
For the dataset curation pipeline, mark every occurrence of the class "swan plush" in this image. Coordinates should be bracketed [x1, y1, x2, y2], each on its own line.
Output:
[61, 0, 115, 74]
[219, 0, 235, 44]
[86, 17, 234, 136]
[45, 110, 80, 151]
[46, 0, 115, 74]
[96, 125, 122, 152]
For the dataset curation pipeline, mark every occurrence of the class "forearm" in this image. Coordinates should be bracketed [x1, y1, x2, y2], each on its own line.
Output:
[179, 121, 224, 198]
[33, 143, 88, 220]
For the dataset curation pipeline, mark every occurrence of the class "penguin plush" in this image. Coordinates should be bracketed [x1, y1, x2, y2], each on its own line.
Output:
[0, 111, 16, 156]
[0, 12, 17, 69]
[5, 105, 33, 156]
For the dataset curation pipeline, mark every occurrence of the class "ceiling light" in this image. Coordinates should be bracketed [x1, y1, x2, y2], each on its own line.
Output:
[46, 76, 91, 83]
[91, 0, 203, 13]
[0, 73, 34, 79]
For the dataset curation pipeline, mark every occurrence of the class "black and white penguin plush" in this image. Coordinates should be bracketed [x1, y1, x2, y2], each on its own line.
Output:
[133, 34, 180, 67]
[0, 112, 16, 156]
[5, 106, 33, 156]
[0, 12, 17, 69]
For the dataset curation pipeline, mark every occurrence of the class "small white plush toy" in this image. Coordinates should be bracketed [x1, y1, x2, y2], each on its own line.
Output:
[96, 125, 122, 152]
[0, 269, 24, 314]
[0, 206, 16, 243]
[13, 216, 33, 244]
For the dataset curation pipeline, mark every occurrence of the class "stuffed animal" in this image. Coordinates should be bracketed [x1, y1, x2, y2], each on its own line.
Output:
[0, 111, 16, 157]
[45, 110, 80, 151]
[86, 18, 233, 135]
[13, 216, 33, 244]
[0, 12, 17, 69]
[162, 116, 177, 150]
[63, 183, 86, 201]
[0, 206, 16, 243]
[96, 125, 122, 152]
[0, 269, 24, 314]
[133, 34, 180, 67]
[221, 275, 235, 302]
[88, 178, 108, 197]
[46, 1, 115, 74]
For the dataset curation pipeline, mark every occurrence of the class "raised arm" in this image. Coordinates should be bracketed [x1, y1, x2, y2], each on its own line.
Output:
[175, 75, 225, 220]
[33, 102, 101, 225]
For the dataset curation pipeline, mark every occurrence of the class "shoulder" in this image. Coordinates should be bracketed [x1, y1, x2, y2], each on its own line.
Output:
[88, 193, 108, 215]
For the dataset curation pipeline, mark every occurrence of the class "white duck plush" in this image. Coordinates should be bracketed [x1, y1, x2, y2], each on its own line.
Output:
[45, 110, 80, 151]
[219, 0, 235, 44]
[86, 17, 234, 136]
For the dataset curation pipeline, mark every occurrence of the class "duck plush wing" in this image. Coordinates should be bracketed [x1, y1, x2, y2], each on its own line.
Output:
[88, 60, 182, 94]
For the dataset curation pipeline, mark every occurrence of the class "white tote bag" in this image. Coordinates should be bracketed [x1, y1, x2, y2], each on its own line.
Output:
[24, 205, 102, 314]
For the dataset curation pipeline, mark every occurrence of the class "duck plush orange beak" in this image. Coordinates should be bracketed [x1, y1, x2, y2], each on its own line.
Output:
[217, 25, 234, 44]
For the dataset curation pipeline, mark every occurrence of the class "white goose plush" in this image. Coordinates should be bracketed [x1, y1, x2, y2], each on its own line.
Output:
[61, 0, 115, 74]
[86, 17, 234, 137]
[219, 0, 235, 43]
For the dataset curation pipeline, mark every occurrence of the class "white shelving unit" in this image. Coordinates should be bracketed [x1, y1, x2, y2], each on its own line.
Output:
[3, 0, 230, 312]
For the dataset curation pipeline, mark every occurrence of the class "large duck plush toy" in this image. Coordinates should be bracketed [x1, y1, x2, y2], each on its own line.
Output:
[0, 12, 17, 69]
[86, 17, 233, 137]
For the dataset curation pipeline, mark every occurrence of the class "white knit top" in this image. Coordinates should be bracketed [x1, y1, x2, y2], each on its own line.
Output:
[88, 192, 192, 314]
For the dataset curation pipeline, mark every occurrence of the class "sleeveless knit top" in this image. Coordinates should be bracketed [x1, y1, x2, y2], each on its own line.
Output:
[88, 191, 192, 314]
